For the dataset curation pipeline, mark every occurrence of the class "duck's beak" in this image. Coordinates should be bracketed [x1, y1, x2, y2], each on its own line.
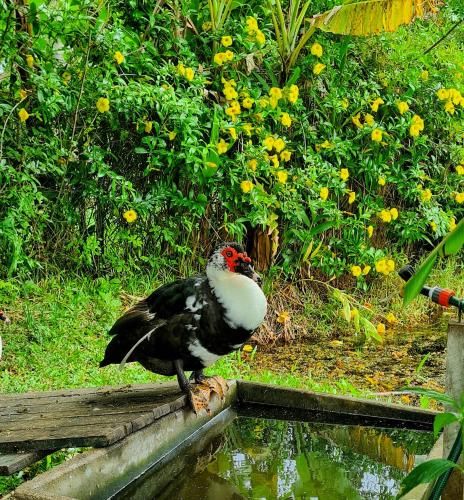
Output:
[236, 255, 262, 286]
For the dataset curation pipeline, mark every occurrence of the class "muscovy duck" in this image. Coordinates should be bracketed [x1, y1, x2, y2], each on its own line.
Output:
[100, 242, 267, 411]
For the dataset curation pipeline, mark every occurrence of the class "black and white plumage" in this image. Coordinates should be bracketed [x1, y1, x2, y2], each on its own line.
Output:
[100, 242, 267, 409]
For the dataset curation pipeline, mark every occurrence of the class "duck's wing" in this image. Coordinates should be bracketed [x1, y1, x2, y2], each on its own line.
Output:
[108, 276, 205, 337]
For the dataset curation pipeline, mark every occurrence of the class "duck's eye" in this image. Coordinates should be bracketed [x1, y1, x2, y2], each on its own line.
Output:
[225, 250, 233, 258]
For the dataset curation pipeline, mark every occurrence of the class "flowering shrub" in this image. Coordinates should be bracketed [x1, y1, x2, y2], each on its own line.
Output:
[0, 1, 463, 280]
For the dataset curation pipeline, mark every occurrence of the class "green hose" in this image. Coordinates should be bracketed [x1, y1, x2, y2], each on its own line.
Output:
[428, 427, 462, 500]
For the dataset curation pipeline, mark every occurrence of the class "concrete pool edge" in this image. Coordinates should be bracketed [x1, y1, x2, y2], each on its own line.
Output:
[11, 380, 439, 499]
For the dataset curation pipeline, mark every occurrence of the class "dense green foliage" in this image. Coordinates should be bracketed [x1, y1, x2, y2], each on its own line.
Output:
[0, 2, 463, 281]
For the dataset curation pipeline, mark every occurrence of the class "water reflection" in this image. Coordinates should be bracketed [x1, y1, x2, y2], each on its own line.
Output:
[121, 418, 434, 500]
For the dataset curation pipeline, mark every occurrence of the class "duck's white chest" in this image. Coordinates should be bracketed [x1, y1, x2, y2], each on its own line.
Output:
[208, 271, 267, 331]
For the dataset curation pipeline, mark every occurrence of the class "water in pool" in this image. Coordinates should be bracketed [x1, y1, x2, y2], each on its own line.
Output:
[117, 416, 434, 499]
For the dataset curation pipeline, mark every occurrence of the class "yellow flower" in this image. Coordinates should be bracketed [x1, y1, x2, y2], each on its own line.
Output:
[456, 165, 464, 175]
[450, 88, 462, 105]
[255, 30, 266, 45]
[223, 86, 238, 100]
[270, 96, 281, 108]
[269, 155, 279, 168]
[144, 121, 153, 133]
[123, 209, 137, 223]
[228, 127, 237, 140]
[362, 265, 371, 275]
[242, 97, 254, 109]
[455, 192, 464, 204]
[376, 323, 386, 335]
[221, 35, 233, 47]
[386, 312, 397, 324]
[242, 344, 254, 353]
[430, 221, 438, 232]
[371, 128, 383, 142]
[184, 67, 195, 81]
[19, 89, 27, 100]
[367, 225, 374, 238]
[114, 51, 125, 64]
[214, 52, 226, 65]
[410, 124, 421, 137]
[269, 87, 283, 100]
[225, 100, 241, 119]
[287, 84, 299, 104]
[263, 136, 275, 151]
[217, 138, 228, 154]
[202, 21, 212, 31]
[371, 97, 384, 112]
[444, 101, 455, 114]
[281, 112, 292, 127]
[242, 123, 253, 136]
[246, 16, 258, 32]
[313, 63, 326, 75]
[206, 162, 217, 169]
[168, 131, 177, 141]
[223, 50, 233, 61]
[364, 113, 375, 126]
[420, 70, 429, 81]
[273, 138, 286, 153]
[320, 187, 329, 201]
[96, 97, 110, 113]
[352, 113, 363, 129]
[375, 259, 387, 274]
[341, 98, 349, 110]
[449, 217, 457, 231]
[437, 88, 450, 101]
[386, 259, 395, 272]
[177, 63, 186, 76]
[421, 188, 432, 202]
[280, 150, 291, 162]
[310, 42, 323, 58]
[351, 265, 362, 277]
[62, 72, 71, 84]
[18, 108, 29, 122]
[340, 168, 349, 181]
[348, 191, 356, 204]
[397, 101, 409, 114]
[240, 180, 254, 193]
[276, 311, 290, 323]
[378, 177, 386, 186]
[276, 170, 288, 184]
[247, 159, 258, 171]
[350, 308, 359, 320]
[412, 114, 424, 130]
[389, 208, 399, 220]
[379, 210, 392, 223]
[26, 55, 34, 68]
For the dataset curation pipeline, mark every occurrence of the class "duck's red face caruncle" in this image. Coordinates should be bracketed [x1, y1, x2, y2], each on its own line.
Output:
[221, 246, 251, 272]
[219, 244, 262, 285]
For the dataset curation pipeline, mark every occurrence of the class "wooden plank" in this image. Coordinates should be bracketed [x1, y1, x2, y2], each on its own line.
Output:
[0, 392, 183, 417]
[0, 451, 51, 475]
[0, 383, 187, 453]
[0, 383, 181, 409]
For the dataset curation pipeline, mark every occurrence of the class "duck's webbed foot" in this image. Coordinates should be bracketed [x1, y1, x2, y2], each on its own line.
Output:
[174, 360, 209, 414]
[190, 369, 207, 384]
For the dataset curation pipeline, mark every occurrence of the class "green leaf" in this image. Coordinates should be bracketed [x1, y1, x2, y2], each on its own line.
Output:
[403, 219, 464, 306]
[399, 459, 458, 497]
[360, 317, 382, 342]
[433, 412, 459, 438]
